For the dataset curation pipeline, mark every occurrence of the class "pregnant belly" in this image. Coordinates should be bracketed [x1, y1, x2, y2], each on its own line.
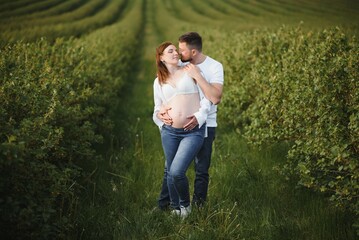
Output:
[167, 94, 200, 128]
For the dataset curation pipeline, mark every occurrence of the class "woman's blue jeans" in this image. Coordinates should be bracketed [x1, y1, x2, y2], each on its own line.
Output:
[160, 124, 205, 209]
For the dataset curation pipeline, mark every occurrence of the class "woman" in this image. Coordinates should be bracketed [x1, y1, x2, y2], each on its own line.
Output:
[153, 42, 211, 218]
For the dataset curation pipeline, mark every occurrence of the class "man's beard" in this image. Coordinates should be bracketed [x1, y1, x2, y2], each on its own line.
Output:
[180, 56, 192, 62]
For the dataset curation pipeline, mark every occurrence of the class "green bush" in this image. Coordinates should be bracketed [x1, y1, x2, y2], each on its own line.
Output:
[0, 0, 142, 235]
[0, 31, 138, 237]
[217, 26, 358, 230]
[0, 39, 106, 238]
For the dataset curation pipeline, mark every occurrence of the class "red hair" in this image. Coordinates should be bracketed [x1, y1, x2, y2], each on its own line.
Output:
[156, 41, 172, 85]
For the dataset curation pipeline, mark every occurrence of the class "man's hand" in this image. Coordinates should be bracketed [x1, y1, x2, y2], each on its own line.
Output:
[183, 115, 198, 131]
[183, 64, 202, 81]
[184, 63, 222, 105]
[157, 106, 173, 125]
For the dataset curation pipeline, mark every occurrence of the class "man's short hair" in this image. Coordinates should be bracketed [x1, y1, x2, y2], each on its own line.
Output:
[179, 32, 202, 52]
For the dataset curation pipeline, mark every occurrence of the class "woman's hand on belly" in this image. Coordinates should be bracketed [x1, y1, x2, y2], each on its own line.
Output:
[167, 94, 200, 128]
[168, 109, 190, 128]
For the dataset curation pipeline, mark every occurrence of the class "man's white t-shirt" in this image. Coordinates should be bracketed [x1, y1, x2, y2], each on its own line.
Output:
[194, 56, 224, 127]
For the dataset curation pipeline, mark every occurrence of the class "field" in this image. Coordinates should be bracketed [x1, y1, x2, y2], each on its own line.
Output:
[0, 0, 358, 239]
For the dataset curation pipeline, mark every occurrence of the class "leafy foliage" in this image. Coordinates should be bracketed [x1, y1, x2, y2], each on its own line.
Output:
[0, 28, 139, 237]
[218, 26, 359, 230]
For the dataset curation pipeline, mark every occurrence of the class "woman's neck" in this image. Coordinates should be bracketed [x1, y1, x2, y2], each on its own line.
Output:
[166, 64, 180, 75]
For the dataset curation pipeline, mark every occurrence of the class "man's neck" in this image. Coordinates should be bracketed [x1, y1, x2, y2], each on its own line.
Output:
[191, 53, 207, 65]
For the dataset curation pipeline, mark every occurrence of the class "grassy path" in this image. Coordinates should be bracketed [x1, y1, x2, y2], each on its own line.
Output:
[76, 1, 357, 239]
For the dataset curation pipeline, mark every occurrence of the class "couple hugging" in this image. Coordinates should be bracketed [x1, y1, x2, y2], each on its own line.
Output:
[153, 32, 224, 218]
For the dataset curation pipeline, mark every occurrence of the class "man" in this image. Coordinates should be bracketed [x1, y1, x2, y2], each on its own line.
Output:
[157, 32, 224, 209]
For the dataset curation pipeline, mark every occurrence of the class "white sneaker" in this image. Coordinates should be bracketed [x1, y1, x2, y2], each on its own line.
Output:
[171, 209, 181, 216]
[180, 205, 191, 219]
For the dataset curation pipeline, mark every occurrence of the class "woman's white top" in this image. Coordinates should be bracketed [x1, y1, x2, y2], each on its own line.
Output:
[153, 72, 211, 129]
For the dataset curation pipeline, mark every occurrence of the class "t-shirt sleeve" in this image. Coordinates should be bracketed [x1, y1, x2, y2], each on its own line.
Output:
[210, 62, 224, 85]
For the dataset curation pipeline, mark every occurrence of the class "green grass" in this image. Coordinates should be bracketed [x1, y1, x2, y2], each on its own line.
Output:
[76, 116, 356, 239]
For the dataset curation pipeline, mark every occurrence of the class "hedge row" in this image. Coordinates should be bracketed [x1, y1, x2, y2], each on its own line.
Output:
[213, 26, 358, 230]
[0, 4, 142, 236]
[0, 0, 129, 45]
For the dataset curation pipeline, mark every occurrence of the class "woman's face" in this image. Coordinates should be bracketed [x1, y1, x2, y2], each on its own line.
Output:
[161, 44, 179, 65]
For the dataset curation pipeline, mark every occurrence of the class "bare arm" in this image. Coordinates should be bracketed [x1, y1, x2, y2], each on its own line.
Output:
[184, 64, 223, 105]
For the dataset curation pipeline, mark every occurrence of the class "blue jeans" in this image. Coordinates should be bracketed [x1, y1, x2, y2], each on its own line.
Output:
[160, 124, 205, 209]
[158, 127, 215, 209]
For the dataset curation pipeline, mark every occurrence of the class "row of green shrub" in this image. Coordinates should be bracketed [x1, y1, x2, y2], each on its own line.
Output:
[209, 26, 358, 231]
[0, 0, 108, 32]
[0, 0, 87, 21]
[0, 0, 64, 19]
[0, 0, 129, 45]
[0, 0, 143, 237]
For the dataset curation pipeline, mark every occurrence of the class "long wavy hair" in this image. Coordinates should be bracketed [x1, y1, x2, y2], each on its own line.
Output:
[156, 41, 172, 85]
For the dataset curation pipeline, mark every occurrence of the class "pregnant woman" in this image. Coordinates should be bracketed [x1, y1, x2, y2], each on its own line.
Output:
[153, 41, 211, 218]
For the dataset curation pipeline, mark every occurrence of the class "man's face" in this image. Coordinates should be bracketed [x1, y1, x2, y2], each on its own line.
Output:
[178, 42, 192, 62]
